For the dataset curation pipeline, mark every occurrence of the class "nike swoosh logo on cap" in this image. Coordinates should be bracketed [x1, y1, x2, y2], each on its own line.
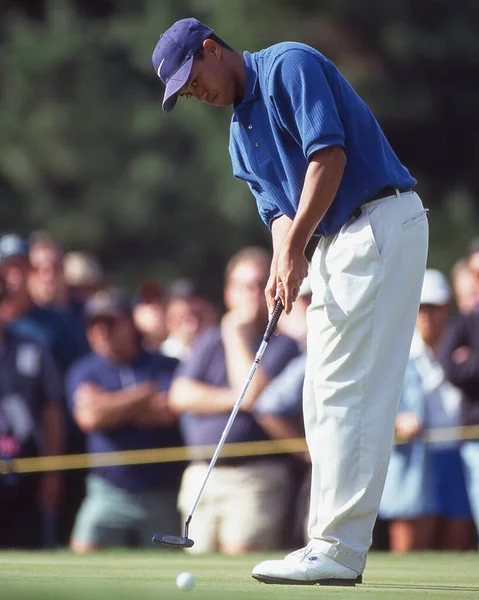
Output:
[157, 58, 165, 79]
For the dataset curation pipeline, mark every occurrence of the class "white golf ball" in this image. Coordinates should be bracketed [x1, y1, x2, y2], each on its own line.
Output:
[176, 572, 195, 591]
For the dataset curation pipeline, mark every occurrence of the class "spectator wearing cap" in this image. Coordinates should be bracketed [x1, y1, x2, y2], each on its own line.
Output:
[169, 247, 299, 553]
[440, 270, 479, 548]
[0, 274, 64, 548]
[132, 282, 168, 353]
[67, 287, 184, 552]
[161, 279, 218, 361]
[0, 234, 86, 373]
[0, 233, 90, 545]
[63, 251, 105, 304]
[380, 269, 473, 552]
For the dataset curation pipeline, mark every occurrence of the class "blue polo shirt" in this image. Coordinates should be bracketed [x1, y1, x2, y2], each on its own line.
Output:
[229, 43, 416, 236]
[66, 350, 183, 493]
[176, 325, 299, 465]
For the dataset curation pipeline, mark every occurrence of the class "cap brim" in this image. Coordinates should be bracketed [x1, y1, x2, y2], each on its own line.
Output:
[162, 56, 194, 112]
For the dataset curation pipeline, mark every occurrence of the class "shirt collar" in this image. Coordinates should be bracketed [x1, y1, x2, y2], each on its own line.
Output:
[234, 51, 259, 109]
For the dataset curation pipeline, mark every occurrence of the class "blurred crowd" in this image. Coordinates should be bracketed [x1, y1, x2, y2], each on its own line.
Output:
[0, 231, 479, 554]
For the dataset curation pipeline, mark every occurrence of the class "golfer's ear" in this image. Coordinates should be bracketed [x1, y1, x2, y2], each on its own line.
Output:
[203, 38, 221, 58]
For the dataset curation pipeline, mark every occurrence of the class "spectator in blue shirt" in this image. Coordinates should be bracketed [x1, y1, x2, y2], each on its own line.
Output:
[153, 18, 428, 585]
[67, 287, 183, 553]
[0, 275, 64, 549]
[0, 233, 89, 546]
[169, 247, 299, 554]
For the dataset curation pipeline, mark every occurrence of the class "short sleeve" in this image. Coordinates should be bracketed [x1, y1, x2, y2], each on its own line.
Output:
[267, 49, 345, 159]
[247, 182, 284, 229]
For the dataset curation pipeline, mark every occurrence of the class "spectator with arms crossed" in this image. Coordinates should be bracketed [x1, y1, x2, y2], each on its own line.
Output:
[68, 287, 183, 552]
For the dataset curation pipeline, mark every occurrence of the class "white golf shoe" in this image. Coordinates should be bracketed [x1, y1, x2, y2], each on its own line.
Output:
[252, 545, 362, 586]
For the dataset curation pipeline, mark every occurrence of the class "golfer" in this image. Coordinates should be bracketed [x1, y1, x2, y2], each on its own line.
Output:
[152, 18, 428, 585]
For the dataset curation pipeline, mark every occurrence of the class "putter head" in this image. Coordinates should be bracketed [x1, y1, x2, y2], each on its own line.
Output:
[152, 533, 195, 549]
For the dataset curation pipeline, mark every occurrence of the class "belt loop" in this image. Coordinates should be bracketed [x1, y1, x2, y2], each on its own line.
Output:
[395, 188, 400, 198]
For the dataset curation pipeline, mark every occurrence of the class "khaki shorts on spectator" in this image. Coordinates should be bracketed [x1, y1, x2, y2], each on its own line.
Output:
[178, 459, 291, 553]
[71, 474, 179, 548]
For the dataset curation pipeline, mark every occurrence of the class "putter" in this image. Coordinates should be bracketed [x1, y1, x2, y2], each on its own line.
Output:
[152, 236, 319, 549]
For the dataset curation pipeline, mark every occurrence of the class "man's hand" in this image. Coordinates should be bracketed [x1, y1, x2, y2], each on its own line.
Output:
[452, 346, 471, 364]
[275, 242, 309, 314]
[395, 412, 423, 443]
[221, 309, 257, 340]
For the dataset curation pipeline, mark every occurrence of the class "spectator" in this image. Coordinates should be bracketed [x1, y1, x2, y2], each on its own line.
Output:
[161, 279, 218, 361]
[465, 240, 479, 311]
[381, 270, 473, 552]
[0, 234, 86, 372]
[0, 274, 64, 549]
[28, 231, 68, 310]
[379, 360, 433, 552]
[253, 275, 312, 547]
[133, 282, 168, 352]
[0, 233, 89, 545]
[451, 259, 479, 314]
[68, 287, 183, 553]
[169, 247, 299, 553]
[63, 251, 105, 304]
[28, 232, 89, 354]
[440, 283, 479, 549]
[254, 275, 312, 443]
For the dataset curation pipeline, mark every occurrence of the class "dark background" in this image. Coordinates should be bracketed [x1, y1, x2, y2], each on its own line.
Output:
[1, 0, 478, 299]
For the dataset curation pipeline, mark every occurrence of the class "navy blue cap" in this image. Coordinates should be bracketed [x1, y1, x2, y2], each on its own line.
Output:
[85, 287, 132, 324]
[152, 18, 214, 112]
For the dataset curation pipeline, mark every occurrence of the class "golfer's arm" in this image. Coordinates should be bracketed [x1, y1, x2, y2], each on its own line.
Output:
[169, 378, 236, 415]
[271, 215, 293, 257]
[286, 146, 346, 254]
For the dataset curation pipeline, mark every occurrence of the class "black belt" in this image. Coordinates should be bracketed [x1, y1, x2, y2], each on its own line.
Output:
[352, 187, 410, 219]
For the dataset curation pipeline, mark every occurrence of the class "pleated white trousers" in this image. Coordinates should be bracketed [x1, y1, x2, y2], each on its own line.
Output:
[304, 190, 429, 573]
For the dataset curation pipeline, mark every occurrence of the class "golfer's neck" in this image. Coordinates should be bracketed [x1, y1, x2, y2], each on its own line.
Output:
[231, 51, 246, 99]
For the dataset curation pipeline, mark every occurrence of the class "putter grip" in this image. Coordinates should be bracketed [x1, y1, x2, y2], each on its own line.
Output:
[264, 300, 283, 343]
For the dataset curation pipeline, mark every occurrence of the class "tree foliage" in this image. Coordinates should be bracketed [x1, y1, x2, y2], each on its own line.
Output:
[0, 0, 477, 293]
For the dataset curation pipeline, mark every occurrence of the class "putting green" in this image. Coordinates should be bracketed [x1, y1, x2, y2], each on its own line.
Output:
[1, 550, 478, 599]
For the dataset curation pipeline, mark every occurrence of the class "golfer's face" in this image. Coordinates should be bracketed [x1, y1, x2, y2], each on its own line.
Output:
[179, 46, 236, 107]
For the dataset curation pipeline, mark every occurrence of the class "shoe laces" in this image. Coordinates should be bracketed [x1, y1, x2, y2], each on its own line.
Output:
[285, 544, 314, 563]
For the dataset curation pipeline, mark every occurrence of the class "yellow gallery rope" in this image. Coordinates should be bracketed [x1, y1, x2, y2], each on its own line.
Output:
[1, 425, 479, 475]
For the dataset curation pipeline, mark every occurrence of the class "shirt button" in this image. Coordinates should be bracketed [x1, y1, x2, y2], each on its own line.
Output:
[248, 124, 253, 130]
[255, 141, 260, 147]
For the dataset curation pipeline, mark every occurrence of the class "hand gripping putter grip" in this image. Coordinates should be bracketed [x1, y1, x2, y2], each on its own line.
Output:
[152, 236, 319, 549]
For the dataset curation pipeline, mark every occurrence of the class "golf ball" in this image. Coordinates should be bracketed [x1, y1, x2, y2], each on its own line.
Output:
[176, 572, 195, 591]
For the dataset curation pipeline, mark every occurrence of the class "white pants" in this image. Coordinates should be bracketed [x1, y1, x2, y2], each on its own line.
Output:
[304, 190, 428, 573]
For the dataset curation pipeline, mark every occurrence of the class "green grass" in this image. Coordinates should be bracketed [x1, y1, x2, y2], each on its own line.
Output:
[0, 550, 478, 600]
